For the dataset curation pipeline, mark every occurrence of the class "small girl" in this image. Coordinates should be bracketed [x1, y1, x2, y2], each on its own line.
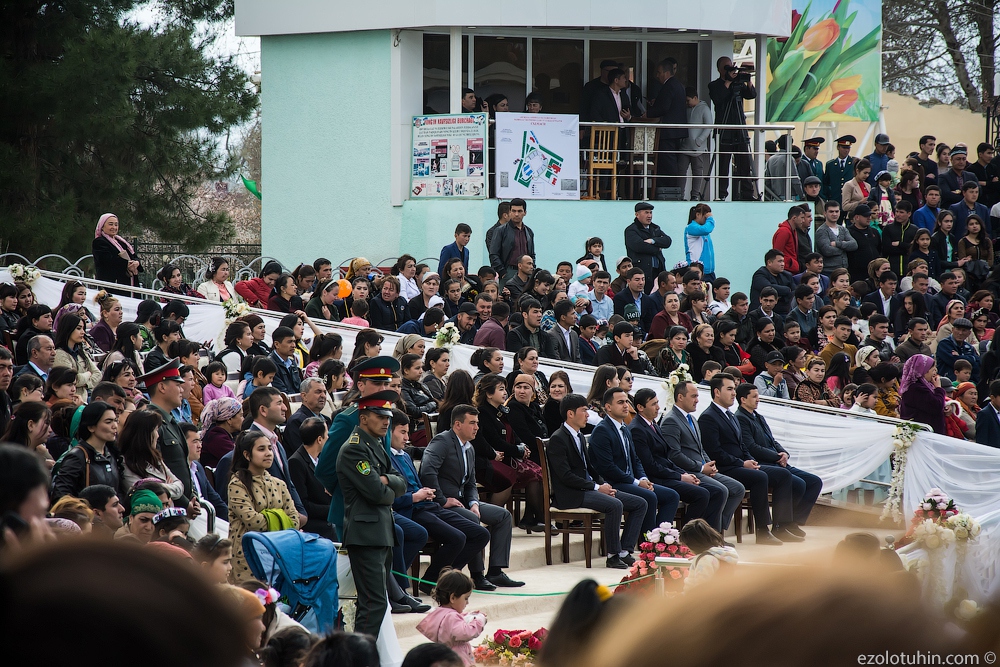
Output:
[679, 519, 738, 591]
[193, 534, 234, 584]
[202, 361, 237, 403]
[684, 203, 717, 280]
[151, 507, 191, 544]
[342, 299, 370, 327]
[416, 569, 487, 666]
[577, 237, 607, 273]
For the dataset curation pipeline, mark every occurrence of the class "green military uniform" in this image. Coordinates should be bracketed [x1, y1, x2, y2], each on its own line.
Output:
[140, 359, 193, 503]
[336, 416, 405, 638]
[823, 155, 855, 204]
[805, 156, 824, 181]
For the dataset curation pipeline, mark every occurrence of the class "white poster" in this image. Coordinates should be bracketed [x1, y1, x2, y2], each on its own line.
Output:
[410, 114, 487, 199]
[495, 113, 580, 200]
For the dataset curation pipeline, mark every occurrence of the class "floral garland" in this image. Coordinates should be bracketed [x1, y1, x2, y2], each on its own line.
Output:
[7, 263, 41, 286]
[660, 364, 693, 413]
[616, 522, 694, 594]
[434, 321, 461, 348]
[880, 422, 920, 523]
[475, 628, 547, 666]
[222, 295, 251, 325]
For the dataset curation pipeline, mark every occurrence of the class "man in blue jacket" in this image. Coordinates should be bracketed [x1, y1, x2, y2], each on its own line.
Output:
[865, 133, 891, 187]
[935, 318, 980, 382]
[948, 182, 991, 240]
[589, 387, 679, 534]
[437, 223, 472, 276]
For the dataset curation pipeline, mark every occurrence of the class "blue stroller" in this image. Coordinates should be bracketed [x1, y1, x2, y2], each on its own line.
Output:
[242, 530, 340, 634]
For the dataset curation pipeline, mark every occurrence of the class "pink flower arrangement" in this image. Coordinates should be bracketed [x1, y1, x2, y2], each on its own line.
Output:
[477, 628, 547, 665]
[615, 522, 694, 595]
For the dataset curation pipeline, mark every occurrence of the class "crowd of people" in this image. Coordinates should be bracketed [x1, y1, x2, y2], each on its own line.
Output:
[3, 132, 1000, 664]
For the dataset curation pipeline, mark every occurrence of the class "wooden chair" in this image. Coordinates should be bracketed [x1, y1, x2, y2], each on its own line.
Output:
[732, 490, 772, 543]
[536, 437, 606, 568]
[409, 540, 439, 596]
[421, 413, 439, 442]
[585, 127, 619, 200]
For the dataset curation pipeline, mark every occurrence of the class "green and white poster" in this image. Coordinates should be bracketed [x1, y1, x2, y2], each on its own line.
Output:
[495, 113, 580, 200]
[766, 0, 882, 122]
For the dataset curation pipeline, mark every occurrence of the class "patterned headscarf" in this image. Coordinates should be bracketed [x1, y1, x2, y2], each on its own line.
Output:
[900, 354, 936, 394]
[95, 213, 135, 255]
[199, 397, 242, 437]
[855, 345, 878, 370]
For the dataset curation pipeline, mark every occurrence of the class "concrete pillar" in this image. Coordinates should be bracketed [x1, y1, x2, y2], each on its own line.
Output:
[450, 27, 462, 114]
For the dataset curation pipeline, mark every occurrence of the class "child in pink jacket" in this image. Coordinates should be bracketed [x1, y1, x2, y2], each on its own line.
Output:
[416, 569, 487, 666]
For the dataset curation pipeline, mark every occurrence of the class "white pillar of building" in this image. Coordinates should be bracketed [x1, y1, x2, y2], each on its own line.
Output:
[755, 34, 768, 199]
[449, 27, 462, 113]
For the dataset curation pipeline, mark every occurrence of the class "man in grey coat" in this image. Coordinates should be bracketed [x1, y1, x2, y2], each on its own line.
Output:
[814, 200, 856, 275]
[678, 86, 712, 200]
[659, 380, 744, 533]
[419, 405, 522, 591]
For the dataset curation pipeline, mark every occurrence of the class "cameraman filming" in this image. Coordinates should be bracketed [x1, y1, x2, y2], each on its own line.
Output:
[708, 56, 757, 201]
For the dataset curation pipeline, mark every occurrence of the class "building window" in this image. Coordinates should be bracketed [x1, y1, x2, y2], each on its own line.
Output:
[423, 34, 468, 114]
[645, 42, 699, 106]
[474, 36, 527, 112]
[530, 38, 584, 114]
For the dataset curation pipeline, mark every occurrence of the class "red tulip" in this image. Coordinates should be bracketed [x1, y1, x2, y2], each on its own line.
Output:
[830, 90, 858, 113]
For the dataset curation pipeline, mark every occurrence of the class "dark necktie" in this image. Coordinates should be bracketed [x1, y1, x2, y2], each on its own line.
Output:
[577, 432, 592, 482]
[620, 425, 633, 477]
[725, 410, 741, 438]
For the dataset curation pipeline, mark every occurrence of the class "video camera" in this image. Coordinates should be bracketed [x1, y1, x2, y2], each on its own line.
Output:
[725, 64, 755, 86]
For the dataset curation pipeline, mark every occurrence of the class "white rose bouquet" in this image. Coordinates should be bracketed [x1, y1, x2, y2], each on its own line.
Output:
[434, 321, 461, 348]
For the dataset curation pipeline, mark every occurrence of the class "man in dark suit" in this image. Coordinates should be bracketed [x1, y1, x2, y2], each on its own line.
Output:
[181, 422, 228, 523]
[388, 410, 490, 592]
[976, 380, 1000, 448]
[547, 300, 581, 364]
[547, 394, 648, 569]
[288, 416, 337, 540]
[862, 271, 900, 322]
[595, 322, 649, 373]
[646, 57, 688, 189]
[506, 298, 558, 359]
[612, 267, 657, 335]
[588, 68, 631, 125]
[420, 405, 522, 591]
[589, 387, 679, 535]
[624, 203, 672, 286]
[283, 377, 331, 456]
[269, 326, 303, 395]
[660, 381, 745, 533]
[629, 389, 723, 526]
[735, 385, 822, 534]
[698, 373, 799, 545]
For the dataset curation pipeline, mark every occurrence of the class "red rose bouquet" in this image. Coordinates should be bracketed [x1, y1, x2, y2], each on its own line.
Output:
[475, 628, 547, 666]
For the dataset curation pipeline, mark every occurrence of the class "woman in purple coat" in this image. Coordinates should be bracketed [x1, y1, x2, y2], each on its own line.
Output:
[898, 354, 947, 435]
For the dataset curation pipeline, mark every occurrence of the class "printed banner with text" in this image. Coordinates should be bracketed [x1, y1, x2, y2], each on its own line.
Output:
[411, 114, 487, 198]
[495, 113, 580, 200]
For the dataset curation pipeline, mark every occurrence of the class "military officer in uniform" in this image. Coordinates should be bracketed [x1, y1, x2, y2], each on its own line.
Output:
[823, 135, 856, 207]
[314, 356, 400, 538]
[802, 136, 825, 181]
[336, 389, 406, 639]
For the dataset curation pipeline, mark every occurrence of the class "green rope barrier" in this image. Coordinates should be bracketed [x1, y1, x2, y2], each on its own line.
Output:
[391, 570, 657, 597]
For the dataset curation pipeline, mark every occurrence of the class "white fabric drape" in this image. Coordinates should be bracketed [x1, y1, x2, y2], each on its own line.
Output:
[11, 272, 1000, 600]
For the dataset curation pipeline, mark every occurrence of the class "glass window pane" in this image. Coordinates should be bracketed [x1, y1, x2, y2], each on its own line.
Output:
[530, 38, 584, 114]
[423, 34, 468, 115]
[474, 36, 527, 112]
[646, 42, 698, 105]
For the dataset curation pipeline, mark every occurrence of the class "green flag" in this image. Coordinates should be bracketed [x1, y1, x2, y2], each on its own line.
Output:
[242, 175, 261, 200]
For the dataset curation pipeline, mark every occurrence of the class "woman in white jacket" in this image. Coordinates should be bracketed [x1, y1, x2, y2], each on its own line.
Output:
[197, 257, 236, 303]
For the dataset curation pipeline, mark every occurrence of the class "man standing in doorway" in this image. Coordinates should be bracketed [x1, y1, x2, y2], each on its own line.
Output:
[489, 198, 534, 286]
[708, 56, 757, 201]
[646, 57, 688, 191]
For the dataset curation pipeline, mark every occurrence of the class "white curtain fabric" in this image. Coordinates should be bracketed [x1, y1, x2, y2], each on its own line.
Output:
[11, 272, 1000, 600]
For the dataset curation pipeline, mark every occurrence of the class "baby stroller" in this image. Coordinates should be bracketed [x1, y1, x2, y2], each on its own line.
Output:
[242, 530, 339, 634]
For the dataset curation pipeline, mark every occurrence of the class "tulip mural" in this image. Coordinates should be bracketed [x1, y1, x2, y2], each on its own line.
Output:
[766, 0, 881, 122]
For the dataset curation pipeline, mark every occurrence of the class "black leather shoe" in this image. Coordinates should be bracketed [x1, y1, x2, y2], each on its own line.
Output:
[400, 594, 430, 612]
[518, 521, 547, 534]
[390, 599, 412, 614]
[473, 575, 497, 591]
[785, 524, 807, 538]
[773, 526, 805, 543]
[606, 555, 629, 569]
[620, 553, 636, 566]
[487, 571, 525, 588]
[418, 581, 435, 596]
[755, 530, 783, 546]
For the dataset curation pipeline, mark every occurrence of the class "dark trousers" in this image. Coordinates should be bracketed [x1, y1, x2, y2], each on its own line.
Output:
[654, 477, 723, 527]
[572, 488, 647, 555]
[393, 515, 428, 589]
[412, 504, 491, 583]
[786, 465, 823, 525]
[611, 481, 680, 534]
[454, 502, 512, 573]
[717, 140, 755, 200]
[657, 137, 683, 190]
[348, 545, 391, 638]
[696, 472, 745, 532]
[725, 464, 794, 529]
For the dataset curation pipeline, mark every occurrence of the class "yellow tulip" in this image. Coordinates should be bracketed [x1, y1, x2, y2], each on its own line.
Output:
[800, 18, 840, 52]
[830, 75, 862, 94]
[803, 87, 833, 112]
[766, 52, 773, 90]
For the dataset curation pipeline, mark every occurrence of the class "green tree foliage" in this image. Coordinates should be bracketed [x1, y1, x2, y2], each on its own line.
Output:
[0, 0, 258, 258]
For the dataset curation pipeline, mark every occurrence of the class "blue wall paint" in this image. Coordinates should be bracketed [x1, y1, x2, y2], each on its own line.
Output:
[261, 31, 401, 268]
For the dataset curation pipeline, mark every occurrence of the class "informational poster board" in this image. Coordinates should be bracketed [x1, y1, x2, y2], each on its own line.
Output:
[495, 113, 580, 200]
[410, 114, 487, 198]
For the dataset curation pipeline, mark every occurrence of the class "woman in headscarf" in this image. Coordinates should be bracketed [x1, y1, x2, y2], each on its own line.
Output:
[852, 345, 880, 385]
[953, 382, 979, 440]
[92, 214, 142, 289]
[199, 397, 245, 468]
[898, 354, 947, 434]
[392, 333, 425, 360]
[930, 298, 978, 354]
[344, 257, 374, 282]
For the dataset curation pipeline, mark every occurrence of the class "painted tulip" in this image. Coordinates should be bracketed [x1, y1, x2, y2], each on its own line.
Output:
[801, 18, 840, 52]
[803, 87, 833, 111]
[830, 89, 858, 113]
[830, 74, 862, 94]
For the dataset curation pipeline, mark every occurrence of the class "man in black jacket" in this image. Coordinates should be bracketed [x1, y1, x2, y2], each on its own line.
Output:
[488, 199, 534, 284]
[612, 268, 657, 335]
[749, 250, 795, 316]
[283, 377, 331, 456]
[288, 416, 337, 539]
[624, 202, 672, 284]
[505, 298, 557, 359]
[268, 326, 303, 396]
[646, 57, 688, 189]
[846, 204, 882, 283]
[595, 322, 648, 373]
[708, 56, 757, 201]
[547, 394, 647, 569]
